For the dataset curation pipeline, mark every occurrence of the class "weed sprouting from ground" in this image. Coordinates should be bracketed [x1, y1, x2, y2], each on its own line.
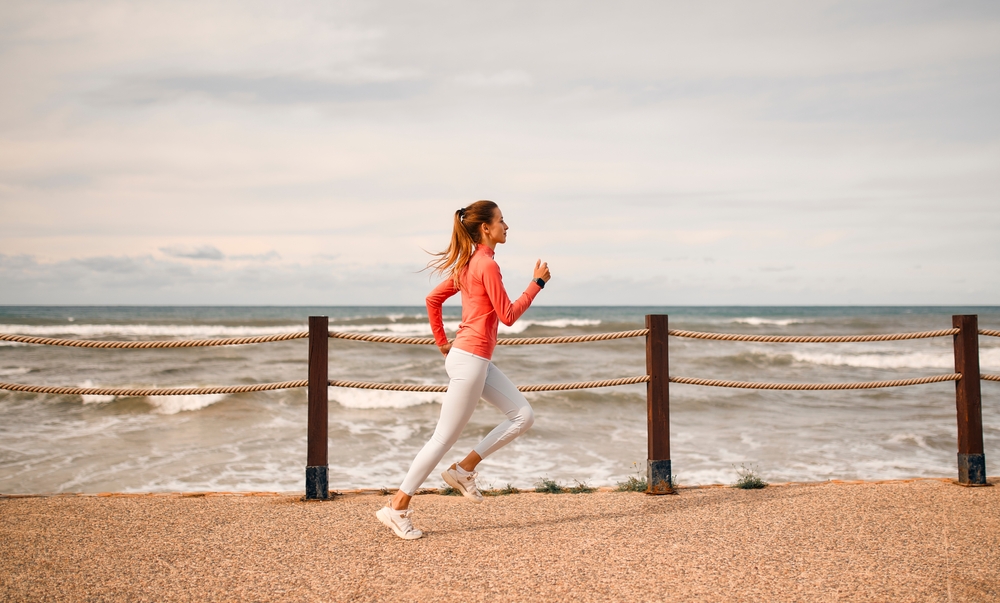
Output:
[617, 475, 648, 492]
[733, 464, 768, 489]
[616, 462, 648, 492]
[378, 487, 391, 496]
[439, 486, 461, 496]
[534, 478, 564, 494]
[568, 480, 596, 494]
[484, 483, 520, 496]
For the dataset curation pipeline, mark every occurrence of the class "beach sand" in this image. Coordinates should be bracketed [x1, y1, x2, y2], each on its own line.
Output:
[2, 478, 998, 602]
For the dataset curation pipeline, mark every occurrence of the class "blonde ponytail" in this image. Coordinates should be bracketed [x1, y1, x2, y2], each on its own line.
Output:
[427, 200, 498, 289]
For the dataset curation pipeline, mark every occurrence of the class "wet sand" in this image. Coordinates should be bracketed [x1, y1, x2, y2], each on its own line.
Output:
[2, 478, 998, 602]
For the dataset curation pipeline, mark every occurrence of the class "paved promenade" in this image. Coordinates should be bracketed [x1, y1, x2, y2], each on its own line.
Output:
[2, 478, 998, 602]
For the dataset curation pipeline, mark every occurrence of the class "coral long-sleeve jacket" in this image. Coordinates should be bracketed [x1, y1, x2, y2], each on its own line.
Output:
[426, 245, 542, 360]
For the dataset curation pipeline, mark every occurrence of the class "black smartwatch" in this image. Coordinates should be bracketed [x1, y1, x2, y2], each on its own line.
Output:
[534, 277, 546, 289]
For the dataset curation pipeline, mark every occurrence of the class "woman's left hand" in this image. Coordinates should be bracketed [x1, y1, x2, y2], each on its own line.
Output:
[438, 342, 452, 356]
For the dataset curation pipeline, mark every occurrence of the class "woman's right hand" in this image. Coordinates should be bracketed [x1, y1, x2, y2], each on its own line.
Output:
[533, 260, 551, 283]
[438, 342, 452, 356]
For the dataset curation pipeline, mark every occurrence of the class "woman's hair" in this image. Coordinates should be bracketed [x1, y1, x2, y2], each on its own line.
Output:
[427, 200, 499, 289]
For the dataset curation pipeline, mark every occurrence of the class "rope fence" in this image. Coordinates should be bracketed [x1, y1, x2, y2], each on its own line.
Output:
[1, 326, 975, 349]
[1, 323, 994, 396]
[3, 313, 994, 492]
[5, 372, 986, 397]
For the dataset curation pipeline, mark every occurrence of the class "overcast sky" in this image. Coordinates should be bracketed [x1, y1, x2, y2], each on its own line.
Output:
[1, 1, 998, 305]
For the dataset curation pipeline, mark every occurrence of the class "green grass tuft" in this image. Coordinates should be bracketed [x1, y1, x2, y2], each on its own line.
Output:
[567, 480, 596, 494]
[378, 487, 391, 496]
[439, 486, 461, 496]
[616, 475, 648, 492]
[732, 464, 768, 489]
[616, 462, 649, 492]
[534, 477, 564, 494]
[484, 483, 520, 496]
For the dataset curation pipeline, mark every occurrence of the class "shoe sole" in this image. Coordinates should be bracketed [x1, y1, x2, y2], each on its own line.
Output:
[375, 507, 423, 540]
[441, 470, 484, 503]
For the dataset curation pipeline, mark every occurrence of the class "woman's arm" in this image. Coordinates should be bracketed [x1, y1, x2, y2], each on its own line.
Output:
[426, 278, 458, 352]
[481, 259, 543, 327]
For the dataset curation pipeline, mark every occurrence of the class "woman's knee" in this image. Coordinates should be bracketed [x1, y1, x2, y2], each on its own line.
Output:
[516, 405, 534, 431]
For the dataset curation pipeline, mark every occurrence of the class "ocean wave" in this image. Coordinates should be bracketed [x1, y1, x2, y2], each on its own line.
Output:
[75, 379, 229, 414]
[148, 393, 229, 415]
[501, 318, 602, 334]
[789, 348, 1000, 370]
[728, 317, 806, 327]
[0, 317, 604, 340]
[329, 387, 443, 409]
[0, 367, 32, 377]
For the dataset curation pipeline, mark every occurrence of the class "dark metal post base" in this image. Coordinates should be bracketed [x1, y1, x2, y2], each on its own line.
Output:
[305, 465, 329, 499]
[958, 453, 986, 485]
[647, 459, 673, 494]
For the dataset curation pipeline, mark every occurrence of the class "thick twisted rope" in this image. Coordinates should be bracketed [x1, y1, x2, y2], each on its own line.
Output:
[1, 326, 970, 349]
[983, 374, 1000, 382]
[0, 332, 309, 348]
[329, 375, 652, 393]
[979, 328, 1000, 338]
[0, 380, 308, 396]
[327, 329, 650, 345]
[329, 328, 962, 346]
[666, 328, 959, 343]
[669, 373, 961, 390]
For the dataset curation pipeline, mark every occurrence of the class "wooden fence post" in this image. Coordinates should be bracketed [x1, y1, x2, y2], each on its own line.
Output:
[305, 315, 330, 499]
[646, 314, 673, 493]
[953, 314, 986, 485]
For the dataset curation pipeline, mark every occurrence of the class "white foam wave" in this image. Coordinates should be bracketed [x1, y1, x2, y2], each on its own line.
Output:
[329, 387, 443, 409]
[0, 324, 303, 338]
[729, 317, 804, 326]
[789, 348, 1000, 370]
[499, 318, 601, 334]
[74, 379, 229, 413]
[0, 367, 31, 377]
[326, 318, 601, 336]
[78, 380, 116, 404]
[0, 317, 602, 340]
[332, 322, 450, 336]
[148, 393, 228, 415]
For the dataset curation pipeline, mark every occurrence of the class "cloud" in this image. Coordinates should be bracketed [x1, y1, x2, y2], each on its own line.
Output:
[230, 251, 281, 262]
[160, 245, 225, 260]
[1, 1, 998, 305]
[0, 253, 432, 305]
[93, 73, 428, 107]
[453, 70, 532, 88]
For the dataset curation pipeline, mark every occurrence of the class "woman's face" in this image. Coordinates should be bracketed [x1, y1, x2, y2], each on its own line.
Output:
[481, 207, 508, 245]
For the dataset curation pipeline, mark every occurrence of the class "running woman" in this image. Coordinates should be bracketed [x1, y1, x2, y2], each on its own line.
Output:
[376, 200, 551, 540]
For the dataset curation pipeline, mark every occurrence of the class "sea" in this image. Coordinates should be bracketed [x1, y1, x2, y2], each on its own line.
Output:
[1, 306, 998, 494]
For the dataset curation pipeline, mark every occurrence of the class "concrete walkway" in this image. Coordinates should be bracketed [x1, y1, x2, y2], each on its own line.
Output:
[2, 478, 998, 602]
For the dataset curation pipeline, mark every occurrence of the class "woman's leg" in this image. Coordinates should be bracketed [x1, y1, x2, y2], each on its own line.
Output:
[469, 362, 535, 462]
[394, 350, 488, 505]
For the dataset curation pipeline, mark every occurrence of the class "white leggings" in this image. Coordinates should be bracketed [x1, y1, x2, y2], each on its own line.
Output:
[398, 347, 534, 496]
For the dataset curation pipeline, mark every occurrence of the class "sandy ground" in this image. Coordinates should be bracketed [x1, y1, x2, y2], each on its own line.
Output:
[2, 478, 999, 602]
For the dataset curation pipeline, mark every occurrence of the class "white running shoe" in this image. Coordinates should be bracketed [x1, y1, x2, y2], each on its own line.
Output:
[376, 505, 423, 540]
[442, 464, 484, 503]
